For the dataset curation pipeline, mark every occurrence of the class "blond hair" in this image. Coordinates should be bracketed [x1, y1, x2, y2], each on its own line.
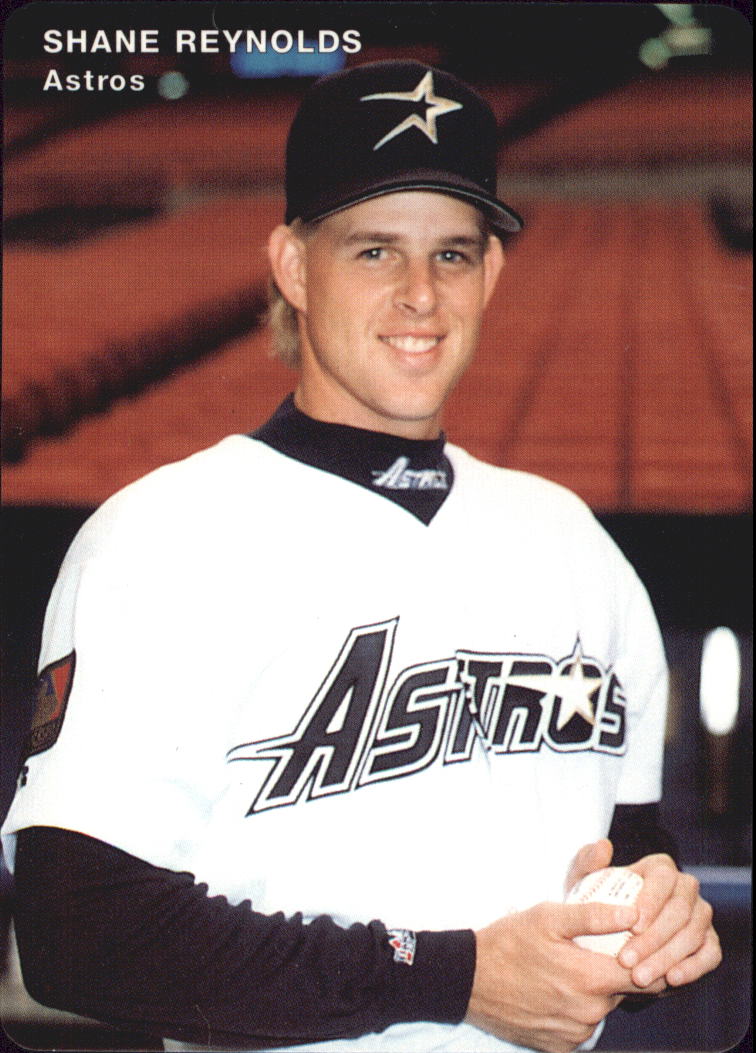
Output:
[267, 277, 300, 368]
[266, 218, 318, 369]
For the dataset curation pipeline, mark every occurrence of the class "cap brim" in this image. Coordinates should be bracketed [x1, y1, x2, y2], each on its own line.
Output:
[298, 170, 523, 234]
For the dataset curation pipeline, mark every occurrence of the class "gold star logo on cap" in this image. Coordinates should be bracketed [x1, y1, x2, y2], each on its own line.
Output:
[361, 70, 463, 151]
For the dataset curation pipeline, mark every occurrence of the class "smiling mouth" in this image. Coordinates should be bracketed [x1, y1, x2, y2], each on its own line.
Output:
[379, 335, 442, 353]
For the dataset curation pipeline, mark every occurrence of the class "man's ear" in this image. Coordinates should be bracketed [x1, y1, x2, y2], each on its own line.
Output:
[482, 235, 505, 307]
[268, 224, 308, 312]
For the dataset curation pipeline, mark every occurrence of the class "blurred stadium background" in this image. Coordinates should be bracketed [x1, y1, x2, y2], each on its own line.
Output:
[1, 3, 752, 1051]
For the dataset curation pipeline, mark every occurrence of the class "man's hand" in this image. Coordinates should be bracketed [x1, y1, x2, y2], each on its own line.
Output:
[617, 852, 722, 989]
[567, 839, 722, 992]
[466, 899, 663, 1053]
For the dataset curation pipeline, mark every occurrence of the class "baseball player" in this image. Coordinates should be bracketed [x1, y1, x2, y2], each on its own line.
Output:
[2, 62, 720, 1053]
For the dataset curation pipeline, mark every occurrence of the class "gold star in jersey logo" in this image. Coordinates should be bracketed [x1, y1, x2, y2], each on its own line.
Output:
[361, 70, 463, 151]
[507, 640, 603, 731]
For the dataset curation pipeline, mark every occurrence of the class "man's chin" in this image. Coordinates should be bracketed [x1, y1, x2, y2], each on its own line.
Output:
[364, 399, 445, 439]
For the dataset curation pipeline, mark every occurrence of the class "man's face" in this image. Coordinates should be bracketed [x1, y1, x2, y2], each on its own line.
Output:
[273, 191, 504, 439]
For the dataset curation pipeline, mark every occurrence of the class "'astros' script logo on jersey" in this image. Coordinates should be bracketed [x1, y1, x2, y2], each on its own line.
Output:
[227, 619, 626, 815]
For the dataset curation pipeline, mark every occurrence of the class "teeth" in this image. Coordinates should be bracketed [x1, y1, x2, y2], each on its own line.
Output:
[382, 335, 440, 353]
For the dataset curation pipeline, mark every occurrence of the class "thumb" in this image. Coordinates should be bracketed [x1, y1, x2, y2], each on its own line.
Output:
[565, 838, 614, 895]
[559, 901, 638, 941]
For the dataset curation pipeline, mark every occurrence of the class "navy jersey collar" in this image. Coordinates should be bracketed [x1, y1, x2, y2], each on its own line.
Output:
[252, 396, 453, 525]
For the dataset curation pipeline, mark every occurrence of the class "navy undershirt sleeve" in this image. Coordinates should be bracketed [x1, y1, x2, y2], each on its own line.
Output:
[13, 826, 475, 1049]
[608, 803, 678, 865]
[13, 808, 673, 1044]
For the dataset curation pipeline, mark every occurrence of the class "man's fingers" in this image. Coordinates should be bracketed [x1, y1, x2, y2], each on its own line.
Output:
[628, 855, 680, 933]
[667, 927, 722, 987]
[560, 901, 638, 940]
[631, 921, 721, 990]
[565, 839, 614, 895]
[624, 898, 717, 987]
[621, 885, 698, 966]
[634, 977, 668, 997]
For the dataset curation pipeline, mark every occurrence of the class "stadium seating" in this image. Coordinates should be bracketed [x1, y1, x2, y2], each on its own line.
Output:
[3, 198, 751, 511]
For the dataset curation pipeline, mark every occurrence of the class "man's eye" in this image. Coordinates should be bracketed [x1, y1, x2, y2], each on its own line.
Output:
[360, 247, 385, 260]
[439, 250, 466, 263]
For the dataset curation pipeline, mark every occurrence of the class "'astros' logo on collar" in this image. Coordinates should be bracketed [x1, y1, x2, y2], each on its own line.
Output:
[361, 70, 463, 151]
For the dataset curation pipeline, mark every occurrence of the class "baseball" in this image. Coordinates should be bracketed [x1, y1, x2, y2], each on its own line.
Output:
[566, 866, 643, 956]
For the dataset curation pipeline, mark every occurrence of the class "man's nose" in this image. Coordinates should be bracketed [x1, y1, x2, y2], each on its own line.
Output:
[393, 259, 437, 315]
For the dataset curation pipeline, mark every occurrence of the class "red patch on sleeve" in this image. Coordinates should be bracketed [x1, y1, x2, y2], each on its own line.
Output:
[23, 651, 76, 759]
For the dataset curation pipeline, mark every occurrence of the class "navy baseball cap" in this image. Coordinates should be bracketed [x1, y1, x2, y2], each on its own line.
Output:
[285, 60, 523, 235]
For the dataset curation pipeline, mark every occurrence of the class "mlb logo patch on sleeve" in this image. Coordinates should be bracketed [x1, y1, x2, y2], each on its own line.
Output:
[22, 651, 76, 760]
[387, 929, 417, 966]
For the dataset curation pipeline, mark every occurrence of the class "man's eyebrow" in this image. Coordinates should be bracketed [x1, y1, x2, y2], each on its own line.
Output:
[342, 230, 403, 245]
[441, 234, 487, 248]
[341, 231, 486, 247]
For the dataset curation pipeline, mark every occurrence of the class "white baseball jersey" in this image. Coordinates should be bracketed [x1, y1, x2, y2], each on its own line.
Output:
[3, 419, 667, 1052]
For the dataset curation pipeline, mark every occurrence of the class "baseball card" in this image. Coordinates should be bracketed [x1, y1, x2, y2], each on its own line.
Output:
[1, 2, 751, 1052]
